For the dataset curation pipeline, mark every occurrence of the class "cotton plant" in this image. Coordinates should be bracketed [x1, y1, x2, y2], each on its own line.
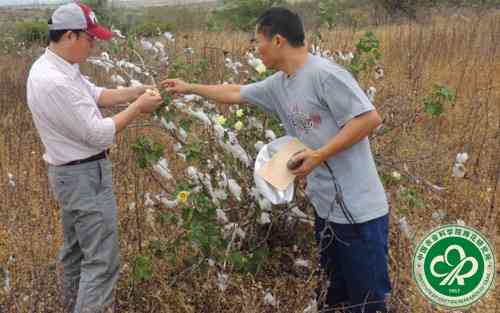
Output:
[246, 52, 267, 74]
[225, 57, 243, 75]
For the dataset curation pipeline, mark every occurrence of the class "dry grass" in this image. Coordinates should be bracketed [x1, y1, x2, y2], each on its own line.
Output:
[0, 10, 499, 313]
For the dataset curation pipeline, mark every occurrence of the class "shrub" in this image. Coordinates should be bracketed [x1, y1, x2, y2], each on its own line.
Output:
[130, 21, 175, 37]
[15, 20, 48, 44]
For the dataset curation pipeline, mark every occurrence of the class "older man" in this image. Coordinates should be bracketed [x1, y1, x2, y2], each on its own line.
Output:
[161, 7, 391, 313]
[26, 3, 162, 313]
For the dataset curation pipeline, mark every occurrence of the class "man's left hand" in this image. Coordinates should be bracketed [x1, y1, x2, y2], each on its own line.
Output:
[290, 148, 324, 178]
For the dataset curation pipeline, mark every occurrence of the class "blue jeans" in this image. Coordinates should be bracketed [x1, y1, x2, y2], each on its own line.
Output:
[315, 213, 391, 313]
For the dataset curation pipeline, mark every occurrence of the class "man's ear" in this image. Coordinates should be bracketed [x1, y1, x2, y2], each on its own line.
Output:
[66, 31, 77, 41]
[274, 34, 286, 48]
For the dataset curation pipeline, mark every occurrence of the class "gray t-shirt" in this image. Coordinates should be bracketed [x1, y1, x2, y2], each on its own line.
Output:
[241, 54, 389, 224]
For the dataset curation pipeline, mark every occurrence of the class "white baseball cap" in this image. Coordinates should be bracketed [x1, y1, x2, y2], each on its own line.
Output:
[49, 2, 112, 40]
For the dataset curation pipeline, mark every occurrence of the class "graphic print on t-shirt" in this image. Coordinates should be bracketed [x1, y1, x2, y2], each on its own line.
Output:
[288, 104, 322, 134]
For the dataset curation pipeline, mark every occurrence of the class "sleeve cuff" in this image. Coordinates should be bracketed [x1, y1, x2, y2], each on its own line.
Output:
[95, 117, 116, 149]
[94, 87, 105, 103]
[337, 107, 375, 128]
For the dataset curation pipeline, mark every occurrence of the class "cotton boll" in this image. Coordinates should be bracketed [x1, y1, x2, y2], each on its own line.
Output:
[184, 94, 202, 102]
[128, 202, 136, 211]
[146, 207, 156, 230]
[133, 65, 142, 74]
[7, 173, 15, 187]
[153, 158, 173, 180]
[186, 108, 212, 126]
[186, 166, 200, 182]
[452, 163, 466, 178]
[431, 210, 447, 222]
[294, 258, 309, 268]
[264, 292, 278, 307]
[265, 129, 276, 141]
[154, 41, 165, 50]
[398, 216, 412, 239]
[227, 179, 242, 201]
[221, 142, 252, 167]
[374, 66, 384, 80]
[192, 186, 203, 194]
[173, 143, 183, 152]
[223, 223, 245, 240]
[160, 197, 177, 209]
[174, 100, 186, 109]
[213, 124, 226, 139]
[216, 209, 229, 225]
[160, 117, 177, 131]
[290, 206, 309, 220]
[141, 39, 154, 52]
[367, 86, 376, 102]
[456, 152, 469, 164]
[178, 127, 188, 142]
[303, 299, 317, 313]
[112, 28, 125, 39]
[258, 197, 272, 212]
[217, 272, 228, 292]
[258, 212, 271, 225]
[111, 74, 126, 86]
[213, 189, 228, 201]
[163, 32, 175, 42]
[130, 79, 143, 87]
[144, 192, 155, 207]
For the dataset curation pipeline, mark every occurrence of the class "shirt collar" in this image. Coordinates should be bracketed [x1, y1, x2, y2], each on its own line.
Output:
[44, 48, 80, 79]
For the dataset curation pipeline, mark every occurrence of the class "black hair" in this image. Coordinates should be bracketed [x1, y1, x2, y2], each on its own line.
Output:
[47, 18, 83, 43]
[256, 7, 305, 48]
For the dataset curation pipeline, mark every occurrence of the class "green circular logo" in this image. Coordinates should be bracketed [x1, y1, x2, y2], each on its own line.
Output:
[413, 224, 496, 309]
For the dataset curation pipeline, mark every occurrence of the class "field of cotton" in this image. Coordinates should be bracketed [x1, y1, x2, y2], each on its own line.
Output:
[0, 7, 499, 313]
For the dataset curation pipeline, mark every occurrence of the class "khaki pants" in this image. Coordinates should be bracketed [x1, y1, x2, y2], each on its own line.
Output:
[48, 158, 120, 313]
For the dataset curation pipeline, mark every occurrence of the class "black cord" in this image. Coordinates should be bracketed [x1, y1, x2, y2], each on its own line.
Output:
[323, 161, 362, 238]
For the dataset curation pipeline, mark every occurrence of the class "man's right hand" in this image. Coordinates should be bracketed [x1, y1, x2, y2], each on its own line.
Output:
[133, 91, 163, 114]
[160, 78, 192, 94]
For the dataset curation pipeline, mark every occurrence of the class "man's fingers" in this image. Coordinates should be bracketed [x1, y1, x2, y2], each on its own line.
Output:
[160, 79, 177, 89]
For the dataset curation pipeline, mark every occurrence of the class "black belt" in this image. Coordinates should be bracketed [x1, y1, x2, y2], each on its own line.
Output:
[63, 150, 109, 166]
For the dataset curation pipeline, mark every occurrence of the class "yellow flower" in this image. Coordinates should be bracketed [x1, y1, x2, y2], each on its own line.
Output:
[234, 121, 244, 130]
[177, 191, 190, 204]
[216, 115, 227, 126]
[236, 109, 244, 118]
[256, 63, 267, 74]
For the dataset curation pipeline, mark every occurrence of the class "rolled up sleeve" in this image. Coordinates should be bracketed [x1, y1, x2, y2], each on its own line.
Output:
[82, 76, 105, 103]
[48, 82, 115, 150]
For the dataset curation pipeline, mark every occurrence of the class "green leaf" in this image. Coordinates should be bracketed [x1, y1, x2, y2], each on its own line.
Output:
[132, 255, 153, 282]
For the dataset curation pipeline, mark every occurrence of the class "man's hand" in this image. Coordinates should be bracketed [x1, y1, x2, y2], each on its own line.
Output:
[132, 90, 163, 113]
[160, 79, 192, 94]
[134, 85, 156, 98]
[290, 148, 325, 178]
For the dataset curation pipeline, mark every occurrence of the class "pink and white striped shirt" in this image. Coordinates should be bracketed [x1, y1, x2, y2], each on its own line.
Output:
[27, 48, 115, 166]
